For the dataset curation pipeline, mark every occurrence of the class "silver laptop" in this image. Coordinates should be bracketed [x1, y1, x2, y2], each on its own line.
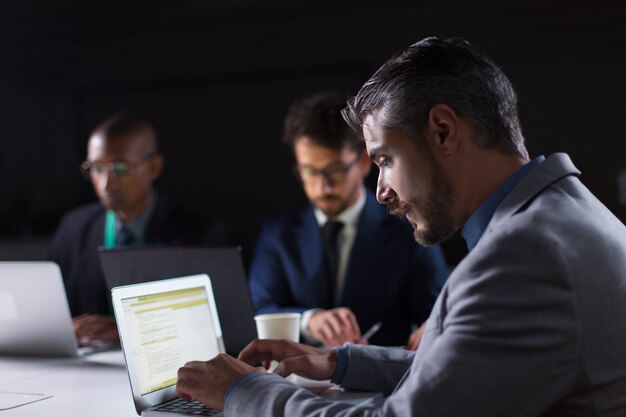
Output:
[0, 261, 110, 357]
[112, 274, 382, 417]
[112, 274, 225, 416]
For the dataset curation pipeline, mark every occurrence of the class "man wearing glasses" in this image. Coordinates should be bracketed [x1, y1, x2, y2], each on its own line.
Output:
[49, 113, 225, 346]
[248, 92, 448, 348]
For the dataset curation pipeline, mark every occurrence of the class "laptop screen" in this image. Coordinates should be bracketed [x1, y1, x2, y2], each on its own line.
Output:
[120, 285, 221, 395]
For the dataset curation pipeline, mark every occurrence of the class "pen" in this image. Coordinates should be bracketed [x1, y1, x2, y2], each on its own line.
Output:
[360, 321, 383, 343]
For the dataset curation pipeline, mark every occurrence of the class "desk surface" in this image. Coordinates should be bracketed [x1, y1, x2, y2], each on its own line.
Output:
[0, 350, 137, 417]
[0, 350, 375, 416]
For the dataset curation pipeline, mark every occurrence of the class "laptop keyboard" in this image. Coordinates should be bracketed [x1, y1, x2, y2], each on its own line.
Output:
[150, 398, 220, 416]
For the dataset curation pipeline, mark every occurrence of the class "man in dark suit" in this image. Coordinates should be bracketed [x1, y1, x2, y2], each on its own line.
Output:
[248, 92, 448, 348]
[50, 113, 225, 345]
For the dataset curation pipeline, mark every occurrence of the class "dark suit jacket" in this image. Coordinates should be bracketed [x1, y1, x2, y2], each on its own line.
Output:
[248, 190, 449, 346]
[49, 195, 226, 316]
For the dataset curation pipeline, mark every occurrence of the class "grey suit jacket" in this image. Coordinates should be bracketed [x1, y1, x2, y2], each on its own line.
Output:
[225, 154, 626, 417]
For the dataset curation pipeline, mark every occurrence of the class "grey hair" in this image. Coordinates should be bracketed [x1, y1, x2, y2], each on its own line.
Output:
[342, 37, 528, 158]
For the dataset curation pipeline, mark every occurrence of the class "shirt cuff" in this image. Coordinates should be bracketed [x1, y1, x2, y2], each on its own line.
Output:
[330, 343, 351, 385]
[224, 372, 262, 402]
[300, 308, 323, 343]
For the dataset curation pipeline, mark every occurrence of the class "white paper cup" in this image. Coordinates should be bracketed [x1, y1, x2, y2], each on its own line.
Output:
[254, 313, 301, 342]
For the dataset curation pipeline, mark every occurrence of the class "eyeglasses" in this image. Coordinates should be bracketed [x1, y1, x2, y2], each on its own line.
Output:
[294, 156, 361, 185]
[79, 152, 157, 180]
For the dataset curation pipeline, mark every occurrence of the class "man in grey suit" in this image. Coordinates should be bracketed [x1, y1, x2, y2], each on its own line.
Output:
[175, 37, 626, 416]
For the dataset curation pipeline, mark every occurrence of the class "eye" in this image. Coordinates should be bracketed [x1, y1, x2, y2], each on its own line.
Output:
[379, 157, 392, 168]
[300, 166, 316, 176]
[111, 162, 130, 175]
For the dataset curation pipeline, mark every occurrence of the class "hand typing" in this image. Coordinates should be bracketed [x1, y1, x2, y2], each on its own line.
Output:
[73, 314, 119, 346]
[239, 338, 338, 381]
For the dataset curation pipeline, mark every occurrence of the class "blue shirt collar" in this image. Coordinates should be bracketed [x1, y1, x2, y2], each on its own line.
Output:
[461, 156, 545, 251]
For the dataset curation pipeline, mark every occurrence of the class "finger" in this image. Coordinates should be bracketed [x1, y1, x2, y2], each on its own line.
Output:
[344, 311, 362, 342]
[72, 316, 89, 328]
[322, 315, 343, 343]
[74, 315, 108, 328]
[239, 339, 287, 365]
[273, 355, 308, 378]
[176, 378, 200, 401]
[315, 326, 336, 347]
[328, 316, 355, 346]
[82, 321, 108, 335]
[74, 316, 112, 336]
[73, 316, 95, 332]
[177, 365, 207, 384]
[405, 333, 418, 350]
[405, 328, 424, 350]
[332, 313, 358, 344]
[238, 339, 273, 364]
[274, 353, 335, 381]
[181, 361, 207, 371]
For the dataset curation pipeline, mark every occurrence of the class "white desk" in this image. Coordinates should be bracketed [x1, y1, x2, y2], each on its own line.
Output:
[0, 350, 138, 416]
[0, 350, 380, 416]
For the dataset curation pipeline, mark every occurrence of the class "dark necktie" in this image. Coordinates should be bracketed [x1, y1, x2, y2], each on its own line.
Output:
[322, 220, 344, 307]
[117, 226, 135, 246]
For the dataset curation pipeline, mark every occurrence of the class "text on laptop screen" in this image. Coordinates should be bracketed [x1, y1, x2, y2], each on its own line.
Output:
[121, 286, 220, 395]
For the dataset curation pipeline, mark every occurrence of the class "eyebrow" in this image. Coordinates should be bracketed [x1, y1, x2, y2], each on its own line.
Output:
[367, 145, 382, 162]
[299, 159, 343, 168]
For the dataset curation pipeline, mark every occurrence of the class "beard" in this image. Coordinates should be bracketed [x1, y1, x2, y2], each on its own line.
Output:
[387, 157, 457, 246]
[314, 195, 346, 216]
[313, 181, 362, 217]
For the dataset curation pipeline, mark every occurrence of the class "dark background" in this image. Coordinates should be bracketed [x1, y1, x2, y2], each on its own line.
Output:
[0, 0, 624, 263]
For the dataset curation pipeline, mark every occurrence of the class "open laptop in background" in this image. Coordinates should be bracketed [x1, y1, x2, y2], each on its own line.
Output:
[0, 262, 113, 357]
[98, 246, 256, 356]
[112, 274, 225, 416]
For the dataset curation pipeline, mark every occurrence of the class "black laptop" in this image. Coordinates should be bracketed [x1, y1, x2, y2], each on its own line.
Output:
[98, 246, 257, 356]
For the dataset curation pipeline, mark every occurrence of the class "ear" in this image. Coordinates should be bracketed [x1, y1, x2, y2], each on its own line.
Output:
[149, 153, 164, 181]
[358, 150, 372, 177]
[426, 104, 461, 156]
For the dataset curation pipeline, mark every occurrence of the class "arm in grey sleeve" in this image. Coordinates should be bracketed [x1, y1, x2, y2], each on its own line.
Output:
[225, 373, 376, 417]
[340, 344, 415, 395]
[225, 345, 413, 417]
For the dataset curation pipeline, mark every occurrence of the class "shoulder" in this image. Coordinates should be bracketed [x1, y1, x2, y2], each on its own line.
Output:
[56, 201, 104, 228]
[486, 174, 622, 263]
[260, 204, 311, 232]
[149, 195, 226, 245]
[50, 201, 104, 255]
[454, 203, 576, 305]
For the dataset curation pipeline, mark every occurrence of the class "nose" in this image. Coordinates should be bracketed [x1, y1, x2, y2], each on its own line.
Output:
[95, 170, 117, 191]
[376, 173, 396, 205]
[311, 174, 334, 194]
